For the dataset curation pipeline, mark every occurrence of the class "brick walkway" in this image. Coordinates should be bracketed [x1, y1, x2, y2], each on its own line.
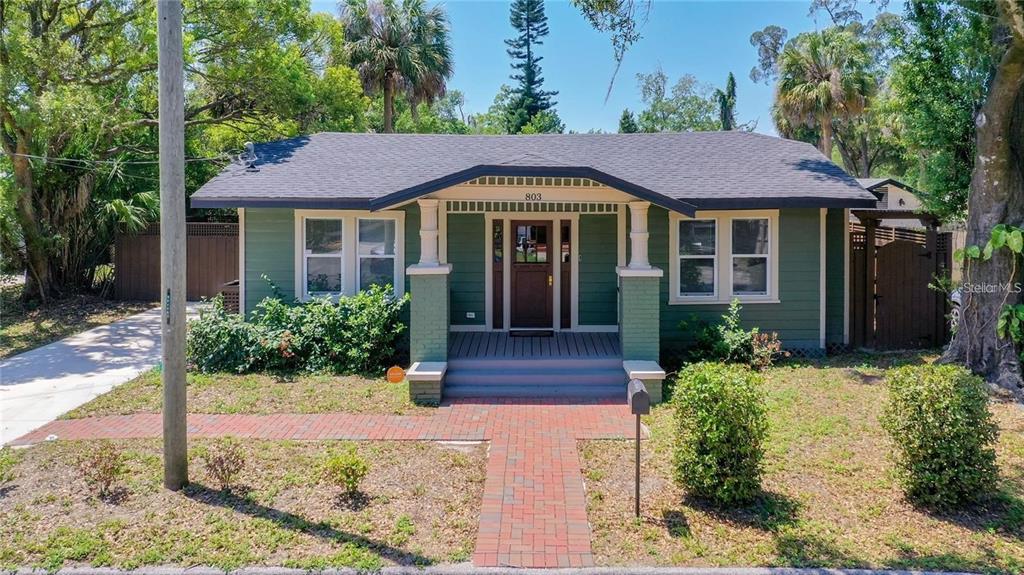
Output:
[12, 399, 640, 568]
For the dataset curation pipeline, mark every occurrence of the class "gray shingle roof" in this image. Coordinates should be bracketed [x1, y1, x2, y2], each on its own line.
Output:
[190, 131, 878, 213]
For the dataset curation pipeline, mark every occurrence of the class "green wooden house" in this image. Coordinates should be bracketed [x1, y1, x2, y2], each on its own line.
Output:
[191, 132, 877, 403]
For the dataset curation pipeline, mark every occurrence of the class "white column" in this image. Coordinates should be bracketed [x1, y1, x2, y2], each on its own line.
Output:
[628, 201, 651, 269]
[418, 199, 440, 266]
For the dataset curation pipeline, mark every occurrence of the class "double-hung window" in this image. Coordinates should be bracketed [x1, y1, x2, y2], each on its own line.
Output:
[303, 218, 344, 297]
[670, 210, 778, 304]
[731, 218, 770, 296]
[677, 219, 717, 298]
[358, 218, 397, 291]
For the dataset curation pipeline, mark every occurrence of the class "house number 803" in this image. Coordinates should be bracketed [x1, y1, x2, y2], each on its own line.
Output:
[525, 192, 542, 201]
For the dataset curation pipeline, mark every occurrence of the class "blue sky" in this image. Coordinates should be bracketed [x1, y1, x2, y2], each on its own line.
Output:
[314, 1, 889, 135]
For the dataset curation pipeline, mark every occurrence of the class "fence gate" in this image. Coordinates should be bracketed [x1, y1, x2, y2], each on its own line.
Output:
[113, 222, 238, 301]
[849, 223, 951, 350]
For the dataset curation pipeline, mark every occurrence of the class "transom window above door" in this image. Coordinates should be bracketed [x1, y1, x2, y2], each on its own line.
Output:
[669, 210, 779, 304]
[295, 210, 404, 300]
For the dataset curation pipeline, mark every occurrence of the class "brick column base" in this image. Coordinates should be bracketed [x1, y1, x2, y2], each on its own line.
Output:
[618, 269, 663, 362]
[408, 266, 451, 404]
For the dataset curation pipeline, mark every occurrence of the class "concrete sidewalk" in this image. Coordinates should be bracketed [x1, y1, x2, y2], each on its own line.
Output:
[0, 304, 200, 445]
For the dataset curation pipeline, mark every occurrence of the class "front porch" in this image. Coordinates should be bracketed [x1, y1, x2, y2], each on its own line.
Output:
[404, 188, 667, 404]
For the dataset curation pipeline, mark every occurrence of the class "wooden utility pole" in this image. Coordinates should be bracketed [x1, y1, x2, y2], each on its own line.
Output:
[158, 0, 188, 490]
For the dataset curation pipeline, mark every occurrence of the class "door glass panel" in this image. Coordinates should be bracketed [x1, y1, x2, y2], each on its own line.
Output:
[561, 221, 571, 263]
[493, 220, 503, 263]
[514, 224, 548, 263]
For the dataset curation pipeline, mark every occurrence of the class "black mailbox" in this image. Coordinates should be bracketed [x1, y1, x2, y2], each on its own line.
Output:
[627, 378, 650, 415]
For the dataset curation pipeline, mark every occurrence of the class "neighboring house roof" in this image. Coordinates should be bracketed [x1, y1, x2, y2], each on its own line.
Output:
[190, 132, 879, 214]
[852, 177, 929, 230]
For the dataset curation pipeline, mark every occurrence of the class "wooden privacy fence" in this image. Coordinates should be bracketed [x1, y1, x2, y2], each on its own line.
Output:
[849, 223, 952, 350]
[113, 222, 238, 301]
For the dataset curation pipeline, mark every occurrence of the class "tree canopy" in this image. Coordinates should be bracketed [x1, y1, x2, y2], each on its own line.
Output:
[0, 0, 367, 300]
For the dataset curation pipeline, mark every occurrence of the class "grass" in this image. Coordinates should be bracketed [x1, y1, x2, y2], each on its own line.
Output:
[581, 352, 1024, 574]
[0, 439, 485, 570]
[64, 369, 434, 418]
[0, 282, 153, 359]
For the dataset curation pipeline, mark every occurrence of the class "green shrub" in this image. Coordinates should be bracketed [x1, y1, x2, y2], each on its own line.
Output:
[881, 364, 999, 510]
[187, 285, 408, 375]
[186, 296, 261, 373]
[681, 300, 781, 370]
[323, 446, 369, 495]
[673, 362, 767, 506]
[0, 447, 16, 489]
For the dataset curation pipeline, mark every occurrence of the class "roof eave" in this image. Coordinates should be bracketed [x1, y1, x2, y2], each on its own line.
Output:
[189, 197, 372, 210]
[683, 197, 880, 210]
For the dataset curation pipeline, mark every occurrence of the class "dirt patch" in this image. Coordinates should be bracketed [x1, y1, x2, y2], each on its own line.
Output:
[64, 370, 434, 418]
[0, 439, 486, 570]
[0, 284, 153, 359]
[581, 355, 1024, 573]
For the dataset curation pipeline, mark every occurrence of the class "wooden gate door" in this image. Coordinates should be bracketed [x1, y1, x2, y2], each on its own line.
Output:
[874, 240, 943, 349]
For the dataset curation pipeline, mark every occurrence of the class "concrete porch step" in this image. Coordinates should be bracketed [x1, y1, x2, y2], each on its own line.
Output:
[443, 383, 625, 399]
[446, 356, 622, 371]
[444, 368, 626, 388]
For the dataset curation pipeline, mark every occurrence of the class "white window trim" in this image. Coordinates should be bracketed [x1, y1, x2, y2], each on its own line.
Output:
[669, 210, 780, 305]
[294, 210, 405, 301]
[676, 218, 719, 300]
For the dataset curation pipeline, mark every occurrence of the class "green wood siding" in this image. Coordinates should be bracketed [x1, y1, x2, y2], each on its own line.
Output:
[401, 203, 420, 292]
[447, 213, 486, 325]
[825, 208, 846, 346]
[653, 206, 823, 359]
[579, 214, 619, 325]
[243, 208, 295, 313]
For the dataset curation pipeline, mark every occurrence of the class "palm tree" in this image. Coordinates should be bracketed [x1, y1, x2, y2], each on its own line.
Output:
[341, 0, 453, 133]
[774, 29, 874, 157]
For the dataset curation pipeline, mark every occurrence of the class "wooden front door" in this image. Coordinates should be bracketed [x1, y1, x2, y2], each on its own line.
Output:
[510, 221, 553, 328]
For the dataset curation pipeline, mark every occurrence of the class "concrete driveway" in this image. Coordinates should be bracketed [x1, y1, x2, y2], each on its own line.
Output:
[0, 304, 200, 445]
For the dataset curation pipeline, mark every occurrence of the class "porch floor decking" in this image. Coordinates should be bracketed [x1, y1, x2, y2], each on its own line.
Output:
[448, 331, 621, 360]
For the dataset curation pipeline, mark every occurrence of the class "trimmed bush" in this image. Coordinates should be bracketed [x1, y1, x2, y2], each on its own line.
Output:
[323, 446, 369, 495]
[672, 362, 767, 506]
[186, 285, 409, 375]
[881, 364, 999, 510]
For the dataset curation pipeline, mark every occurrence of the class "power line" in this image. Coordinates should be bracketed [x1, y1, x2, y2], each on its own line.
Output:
[0, 149, 239, 166]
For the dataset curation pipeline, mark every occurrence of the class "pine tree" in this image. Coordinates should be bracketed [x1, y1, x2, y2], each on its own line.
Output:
[716, 72, 738, 130]
[618, 108, 639, 133]
[505, 0, 558, 133]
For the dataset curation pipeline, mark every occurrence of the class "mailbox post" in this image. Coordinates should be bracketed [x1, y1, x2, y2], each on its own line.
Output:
[627, 379, 650, 518]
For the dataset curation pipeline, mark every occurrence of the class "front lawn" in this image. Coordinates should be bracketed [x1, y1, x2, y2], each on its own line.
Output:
[0, 282, 153, 359]
[0, 439, 485, 570]
[582, 353, 1024, 574]
[64, 370, 432, 418]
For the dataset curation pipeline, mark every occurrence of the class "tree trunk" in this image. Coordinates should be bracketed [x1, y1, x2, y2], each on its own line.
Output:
[942, 42, 1024, 396]
[383, 73, 395, 133]
[819, 115, 833, 159]
[10, 140, 52, 303]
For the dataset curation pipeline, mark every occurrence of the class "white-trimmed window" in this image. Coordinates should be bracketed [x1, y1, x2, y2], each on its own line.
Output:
[669, 210, 779, 304]
[731, 218, 770, 296]
[677, 219, 717, 298]
[303, 218, 344, 297]
[295, 210, 405, 300]
[358, 218, 397, 291]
